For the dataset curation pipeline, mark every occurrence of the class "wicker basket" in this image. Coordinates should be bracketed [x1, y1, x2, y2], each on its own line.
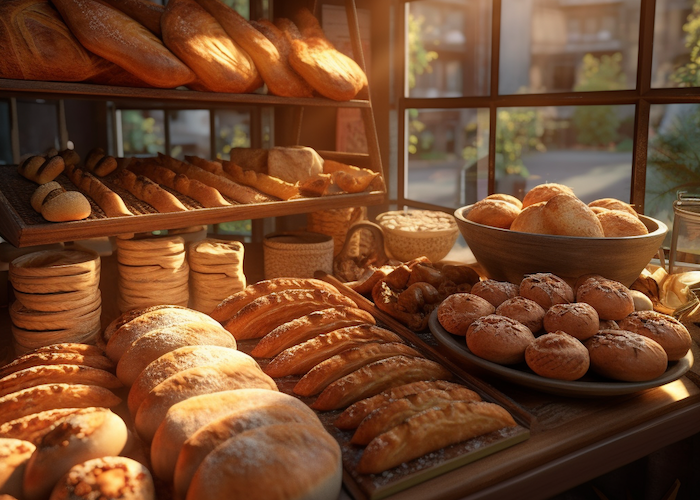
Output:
[263, 231, 335, 279]
[307, 207, 367, 257]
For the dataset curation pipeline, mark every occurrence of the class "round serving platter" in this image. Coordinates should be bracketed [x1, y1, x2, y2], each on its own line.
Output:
[428, 309, 694, 397]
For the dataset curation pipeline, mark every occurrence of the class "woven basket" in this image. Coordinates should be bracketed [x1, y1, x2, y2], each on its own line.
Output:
[307, 207, 367, 257]
[263, 231, 334, 279]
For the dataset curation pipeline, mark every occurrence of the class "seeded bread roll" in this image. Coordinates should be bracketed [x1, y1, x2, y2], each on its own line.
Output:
[31, 184, 91, 222]
[585, 330, 668, 382]
[525, 332, 590, 380]
[437, 292, 495, 336]
[0, 438, 35, 499]
[520, 273, 574, 310]
[543, 302, 600, 341]
[495, 296, 546, 334]
[576, 278, 635, 321]
[466, 199, 520, 229]
[466, 314, 535, 365]
[617, 311, 692, 361]
[470, 279, 520, 308]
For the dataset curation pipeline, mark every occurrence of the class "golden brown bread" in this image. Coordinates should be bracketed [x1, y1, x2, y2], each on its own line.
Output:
[510, 201, 548, 234]
[466, 199, 520, 229]
[100, 0, 164, 35]
[466, 314, 536, 365]
[596, 210, 649, 237]
[543, 302, 600, 341]
[311, 355, 453, 411]
[0, 352, 114, 379]
[522, 183, 575, 208]
[436, 292, 495, 336]
[469, 279, 520, 308]
[83, 147, 117, 177]
[51, 0, 195, 88]
[18, 155, 64, 184]
[220, 161, 300, 200]
[36, 186, 91, 222]
[264, 324, 402, 378]
[575, 277, 635, 321]
[323, 159, 380, 193]
[0, 408, 85, 444]
[161, 0, 260, 93]
[194, 0, 313, 98]
[0, 437, 35, 499]
[64, 163, 133, 217]
[0, 364, 121, 398]
[116, 169, 188, 213]
[617, 310, 692, 361]
[250, 306, 376, 358]
[585, 330, 668, 382]
[541, 194, 604, 237]
[525, 332, 590, 380]
[102, 304, 188, 343]
[520, 272, 574, 310]
[588, 198, 638, 217]
[486, 193, 523, 209]
[19, 343, 104, 357]
[356, 401, 517, 474]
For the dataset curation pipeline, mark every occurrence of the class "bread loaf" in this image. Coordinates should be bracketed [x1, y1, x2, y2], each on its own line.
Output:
[525, 332, 590, 380]
[0, 438, 35, 499]
[510, 201, 548, 234]
[617, 310, 692, 361]
[220, 161, 300, 200]
[541, 194, 604, 237]
[575, 277, 635, 321]
[83, 148, 117, 177]
[436, 292, 495, 336]
[495, 296, 546, 334]
[0, 408, 85, 445]
[0, 352, 114, 379]
[470, 279, 520, 308]
[64, 163, 133, 217]
[100, 0, 164, 35]
[520, 272, 574, 310]
[103, 304, 189, 343]
[522, 183, 574, 208]
[0, 364, 121, 398]
[585, 330, 668, 382]
[51, 0, 195, 88]
[597, 210, 649, 237]
[543, 302, 599, 341]
[18, 155, 65, 184]
[33, 185, 91, 222]
[161, 0, 260, 93]
[116, 169, 187, 212]
[267, 146, 324, 184]
[466, 199, 520, 229]
[466, 314, 535, 365]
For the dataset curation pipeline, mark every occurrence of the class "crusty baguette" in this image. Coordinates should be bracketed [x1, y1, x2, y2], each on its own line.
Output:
[161, 0, 261, 93]
[100, 0, 164, 35]
[64, 163, 133, 217]
[0, 352, 114, 379]
[0, 383, 121, 424]
[0, 364, 122, 398]
[323, 159, 381, 193]
[351, 388, 483, 445]
[194, 0, 313, 98]
[51, 0, 194, 88]
[311, 355, 453, 411]
[158, 153, 274, 204]
[334, 380, 481, 430]
[129, 159, 231, 208]
[116, 169, 188, 213]
[23, 342, 105, 358]
[221, 161, 300, 200]
[294, 342, 423, 397]
[223, 289, 358, 340]
[0, 408, 85, 444]
[210, 277, 341, 322]
[250, 306, 376, 358]
[357, 401, 517, 474]
[265, 324, 403, 378]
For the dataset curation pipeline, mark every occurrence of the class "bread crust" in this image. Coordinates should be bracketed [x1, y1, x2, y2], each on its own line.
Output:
[64, 163, 133, 217]
[0, 364, 121, 398]
[0, 352, 114, 379]
[576, 278, 635, 321]
[495, 296, 546, 334]
[116, 169, 187, 213]
[466, 314, 535, 365]
[436, 292, 495, 336]
[0, 437, 35, 499]
[470, 279, 520, 308]
[541, 194, 604, 237]
[525, 332, 590, 380]
[520, 272, 574, 310]
[522, 183, 574, 208]
[597, 210, 649, 237]
[220, 161, 300, 201]
[0, 408, 85, 445]
[543, 302, 600, 341]
[585, 329, 668, 381]
[466, 199, 520, 229]
[617, 310, 692, 361]
[100, 0, 164, 35]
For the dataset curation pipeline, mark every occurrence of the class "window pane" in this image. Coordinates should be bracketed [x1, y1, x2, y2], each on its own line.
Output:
[17, 99, 59, 157]
[406, 108, 490, 208]
[214, 110, 251, 160]
[169, 110, 210, 160]
[495, 105, 635, 202]
[652, 0, 700, 88]
[120, 110, 165, 157]
[500, 0, 639, 94]
[407, 0, 492, 97]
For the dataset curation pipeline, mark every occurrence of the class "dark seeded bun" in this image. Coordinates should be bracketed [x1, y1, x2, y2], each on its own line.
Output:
[525, 332, 590, 380]
[543, 302, 600, 341]
[495, 296, 546, 334]
[520, 273, 573, 310]
[617, 311, 692, 361]
[466, 314, 535, 365]
[584, 330, 668, 382]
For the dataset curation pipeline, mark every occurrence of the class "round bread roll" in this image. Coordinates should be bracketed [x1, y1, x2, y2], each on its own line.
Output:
[466, 199, 520, 229]
[599, 319, 619, 330]
[522, 183, 575, 208]
[437, 293, 495, 336]
[0, 438, 35, 499]
[543, 302, 600, 341]
[30, 182, 62, 212]
[596, 210, 649, 237]
[466, 314, 535, 365]
[585, 330, 668, 382]
[23, 408, 128, 500]
[573, 273, 605, 295]
[617, 311, 692, 361]
[495, 296, 546, 334]
[41, 190, 91, 222]
[485, 193, 523, 209]
[49, 456, 155, 500]
[525, 332, 590, 380]
[185, 423, 342, 500]
[588, 198, 638, 217]
[520, 273, 574, 310]
[469, 279, 520, 308]
[576, 278, 635, 320]
[629, 290, 654, 311]
[509, 201, 548, 234]
[541, 194, 604, 237]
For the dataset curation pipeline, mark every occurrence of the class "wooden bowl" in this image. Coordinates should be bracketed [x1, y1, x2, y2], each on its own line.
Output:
[454, 205, 668, 287]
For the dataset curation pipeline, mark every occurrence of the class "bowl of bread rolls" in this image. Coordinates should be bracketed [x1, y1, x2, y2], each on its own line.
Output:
[455, 183, 668, 287]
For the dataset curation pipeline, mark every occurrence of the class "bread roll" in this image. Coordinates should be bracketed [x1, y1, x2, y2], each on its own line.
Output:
[470, 279, 520, 308]
[520, 272, 574, 309]
[495, 296, 546, 334]
[49, 456, 155, 500]
[525, 332, 590, 380]
[220, 161, 300, 200]
[522, 183, 575, 208]
[0, 364, 121, 398]
[32, 184, 91, 222]
[186, 423, 342, 500]
[51, 0, 195, 88]
[23, 408, 128, 500]
[0, 438, 35, 499]
[597, 210, 649, 237]
[19, 154, 65, 185]
[510, 201, 548, 234]
[83, 148, 117, 177]
[617, 311, 692, 361]
[466, 314, 535, 365]
[485, 193, 523, 209]
[543, 302, 600, 341]
[541, 194, 604, 237]
[588, 198, 638, 217]
[585, 330, 668, 382]
[576, 278, 635, 321]
[437, 292, 495, 336]
[466, 199, 520, 229]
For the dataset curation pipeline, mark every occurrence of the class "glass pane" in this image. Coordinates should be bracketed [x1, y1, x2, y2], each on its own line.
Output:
[407, 0, 492, 97]
[500, 0, 639, 94]
[652, 0, 700, 88]
[406, 108, 490, 208]
[0, 101, 11, 165]
[120, 110, 165, 157]
[495, 105, 635, 202]
[214, 110, 251, 160]
[169, 110, 210, 160]
[17, 99, 59, 157]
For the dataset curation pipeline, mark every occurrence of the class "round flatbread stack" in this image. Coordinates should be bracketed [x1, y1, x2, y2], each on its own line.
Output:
[188, 239, 246, 314]
[8, 249, 102, 354]
[116, 235, 189, 312]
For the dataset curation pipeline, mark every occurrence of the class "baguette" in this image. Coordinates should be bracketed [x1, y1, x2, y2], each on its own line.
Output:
[250, 306, 376, 358]
[210, 277, 341, 322]
[51, 0, 195, 89]
[223, 288, 358, 340]
[23, 343, 105, 358]
[357, 401, 517, 474]
[64, 163, 133, 217]
[294, 342, 423, 397]
[311, 355, 453, 411]
[159, 154, 275, 204]
[83, 147, 117, 176]
[323, 159, 381, 193]
[0, 352, 114, 379]
[18, 154, 64, 184]
[0, 364, 122, 398]
[194, 0, 313, 98]
[0, 408, 85, 445]
[116, 169, 188, 212]
[221, 161, 300, 200]
[129, 159, 231, 208]
[265, 324, 403, 378]
[100, 0, 164, 35]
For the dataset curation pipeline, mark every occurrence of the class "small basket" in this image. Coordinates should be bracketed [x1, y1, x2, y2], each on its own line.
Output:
[263, 231, 334, 279]
[307, 207, 367, 257]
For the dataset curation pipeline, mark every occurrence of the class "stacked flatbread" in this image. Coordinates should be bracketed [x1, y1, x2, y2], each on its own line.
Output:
[116, 235, 189, 312]
[9, 249, 102, 354]
[188, 239, 246, 314]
